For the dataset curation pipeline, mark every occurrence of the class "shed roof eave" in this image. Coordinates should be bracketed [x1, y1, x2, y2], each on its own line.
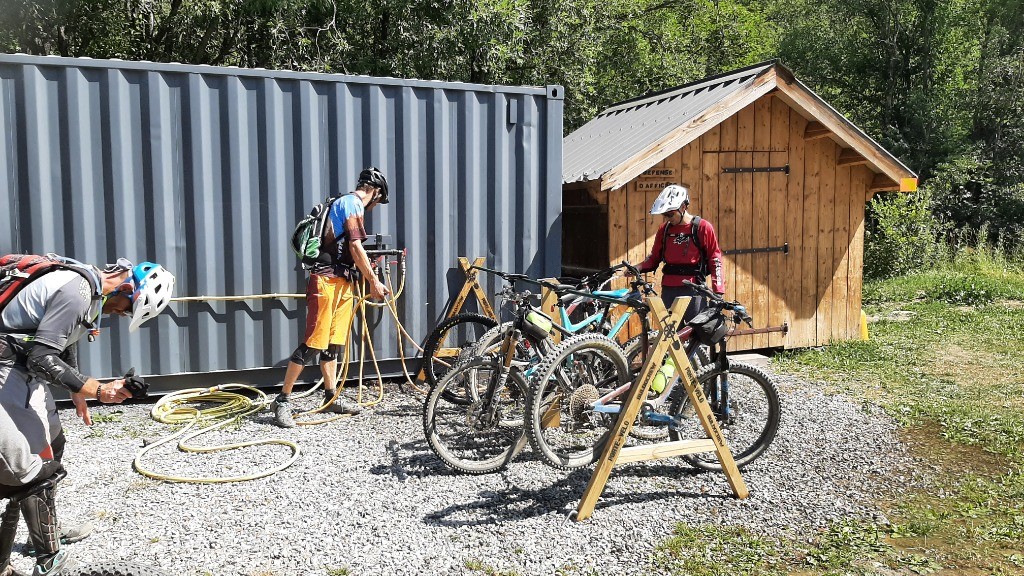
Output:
[772, 67, 917, 183]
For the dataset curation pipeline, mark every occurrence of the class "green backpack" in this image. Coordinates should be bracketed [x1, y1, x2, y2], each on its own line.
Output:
[290, 196, 340, 267]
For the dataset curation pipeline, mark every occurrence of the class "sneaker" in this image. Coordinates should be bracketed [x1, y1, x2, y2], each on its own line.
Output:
[32, 549, 77, 576]
[59, 520, 93, 544]
[322, 393, 362, 415]
[24, 521, 94, 556]
[270, 399, 296, 428]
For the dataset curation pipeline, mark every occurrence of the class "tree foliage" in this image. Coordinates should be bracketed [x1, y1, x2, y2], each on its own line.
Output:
[1, 0, 1022, 256]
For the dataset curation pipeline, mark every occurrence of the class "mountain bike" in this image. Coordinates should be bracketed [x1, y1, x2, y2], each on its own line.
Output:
[422, 276, 563, 474]
[418, 311, 497, 392]
[526, 277, 781, 471]
[417, 267, 600, 403]
[469, 264, 639, 359]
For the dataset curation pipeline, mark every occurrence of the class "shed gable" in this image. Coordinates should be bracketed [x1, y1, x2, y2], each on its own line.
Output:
[563, 61, 916, 193]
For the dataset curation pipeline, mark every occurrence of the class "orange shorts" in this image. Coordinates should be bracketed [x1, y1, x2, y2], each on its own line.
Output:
[303, 274, 355, 349]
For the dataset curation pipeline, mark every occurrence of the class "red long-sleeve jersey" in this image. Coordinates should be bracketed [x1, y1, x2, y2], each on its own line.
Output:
[638, 218, 725, 294]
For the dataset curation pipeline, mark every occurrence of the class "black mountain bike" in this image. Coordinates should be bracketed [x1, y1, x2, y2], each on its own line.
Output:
[526, 275, 781, 471]
[422, 275, 561, 474]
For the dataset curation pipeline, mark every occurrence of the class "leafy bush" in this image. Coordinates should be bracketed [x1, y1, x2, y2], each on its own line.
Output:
[864, 188, 946, 280]
[924, 273, 999, 305]
[926, 153, 1024, 251]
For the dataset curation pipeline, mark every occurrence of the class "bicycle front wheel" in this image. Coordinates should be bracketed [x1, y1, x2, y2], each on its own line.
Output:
[526, 333, 630, 470]
[667, 361, 781, 471]
[419, 313, 498, 403]
[423, 357, 528, 474]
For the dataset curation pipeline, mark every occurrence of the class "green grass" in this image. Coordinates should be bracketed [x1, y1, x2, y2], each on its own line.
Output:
[89, 410, 124, 424]
[648, 521, 954, 576]
[766, 258, 1024, 575]
[651, 525, 787, 576]
[649, 256, 1024, 575]
[463, 558, 520, 576]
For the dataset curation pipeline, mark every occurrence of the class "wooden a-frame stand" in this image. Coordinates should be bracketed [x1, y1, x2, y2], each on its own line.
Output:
[414, 257, 498, 383]
[575, 295, 749, 521]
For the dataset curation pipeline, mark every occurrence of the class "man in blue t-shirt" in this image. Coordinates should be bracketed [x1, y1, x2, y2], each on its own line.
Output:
[271, 168, 391, 428]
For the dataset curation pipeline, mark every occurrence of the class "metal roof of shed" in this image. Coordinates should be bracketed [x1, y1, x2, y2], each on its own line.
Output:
[563, 60, 917, 191]
[563, 62, 774, 184]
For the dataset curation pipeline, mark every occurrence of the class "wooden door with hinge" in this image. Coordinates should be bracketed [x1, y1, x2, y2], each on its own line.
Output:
[703, 146, 791, 352]
[693, 95, 811, 351]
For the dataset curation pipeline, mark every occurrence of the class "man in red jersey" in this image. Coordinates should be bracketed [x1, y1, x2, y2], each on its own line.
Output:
[635, 184, 724, 321]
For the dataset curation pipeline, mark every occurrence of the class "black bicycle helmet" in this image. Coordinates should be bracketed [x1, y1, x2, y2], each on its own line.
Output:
[357, 167, 389, 204]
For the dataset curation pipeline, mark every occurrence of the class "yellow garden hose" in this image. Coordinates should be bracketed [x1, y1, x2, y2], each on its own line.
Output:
[133, 384, 301, 483]
[134, 251, 425, 481]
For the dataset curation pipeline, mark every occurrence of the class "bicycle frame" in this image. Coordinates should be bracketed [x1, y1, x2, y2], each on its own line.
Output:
[557, 288, 634, 339]
[590, 325, 704, 419]
[476, 297, 557, 423]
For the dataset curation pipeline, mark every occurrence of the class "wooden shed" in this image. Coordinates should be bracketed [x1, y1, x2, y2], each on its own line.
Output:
[562, 61, 918, 351]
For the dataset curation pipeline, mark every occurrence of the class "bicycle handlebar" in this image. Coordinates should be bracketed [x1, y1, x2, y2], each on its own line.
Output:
[681, 280, 754, 327]
[469, 262, 655, 311]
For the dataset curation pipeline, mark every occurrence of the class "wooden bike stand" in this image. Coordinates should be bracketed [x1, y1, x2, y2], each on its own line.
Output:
[415, 257, 498, 383]
[575, 295, 748, 521]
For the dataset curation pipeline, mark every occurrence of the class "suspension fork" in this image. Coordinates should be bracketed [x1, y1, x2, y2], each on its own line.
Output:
[710, 341, 731, 419]
[480, 329, 521, 421]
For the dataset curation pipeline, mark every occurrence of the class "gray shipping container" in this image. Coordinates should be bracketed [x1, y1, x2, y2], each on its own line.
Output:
[0, 54, 563, 389]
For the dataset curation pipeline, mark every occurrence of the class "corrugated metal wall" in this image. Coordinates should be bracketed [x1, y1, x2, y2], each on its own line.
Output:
[0, 55, 563, 381]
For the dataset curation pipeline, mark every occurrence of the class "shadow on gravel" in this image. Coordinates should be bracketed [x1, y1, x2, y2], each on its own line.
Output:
[369, 439, 460, 480]
[371, 404, 421, 418]
[421, 463, 727, 527]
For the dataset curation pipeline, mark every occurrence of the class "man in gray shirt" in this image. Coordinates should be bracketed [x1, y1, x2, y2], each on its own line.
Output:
[0, 256, 174, 576]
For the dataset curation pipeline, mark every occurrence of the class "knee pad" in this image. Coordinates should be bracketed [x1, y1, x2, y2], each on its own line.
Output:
[320, 345, 343, 363]
[290, 344, 321, 366]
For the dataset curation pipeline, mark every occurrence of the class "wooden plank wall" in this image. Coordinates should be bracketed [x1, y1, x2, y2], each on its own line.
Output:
[768, 96, 790, 348]
[597, 93, 872, 349]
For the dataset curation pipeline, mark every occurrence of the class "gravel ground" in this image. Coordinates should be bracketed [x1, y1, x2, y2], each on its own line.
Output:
[7, 366, 917, 576]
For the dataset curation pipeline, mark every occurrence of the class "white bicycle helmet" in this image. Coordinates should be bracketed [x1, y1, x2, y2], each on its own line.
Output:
[128, 262, 175, 332]
[649, 184, 690, 215]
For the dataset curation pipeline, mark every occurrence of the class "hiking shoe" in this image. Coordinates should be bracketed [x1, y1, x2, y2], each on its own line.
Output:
[322, 394, 362, 415]
[25, 521, 94, 556]
[32, 549, 77, 576]
[270, 399, 296, 428]
[59, 520, 93, 544]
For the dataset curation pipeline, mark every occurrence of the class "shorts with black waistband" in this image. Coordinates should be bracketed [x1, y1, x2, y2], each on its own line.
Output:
[303, 274, 356, 350]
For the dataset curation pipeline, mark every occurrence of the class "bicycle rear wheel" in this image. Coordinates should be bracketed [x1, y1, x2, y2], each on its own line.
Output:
[419, 313, 498, 404]
[620, 331, 711, 441]
[423, 357, 528, 474]
[526, 334, 630, 470]
[667, 361, 781, 471]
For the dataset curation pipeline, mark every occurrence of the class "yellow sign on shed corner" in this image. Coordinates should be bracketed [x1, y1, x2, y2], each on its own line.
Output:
[900, 177, 918, 192]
